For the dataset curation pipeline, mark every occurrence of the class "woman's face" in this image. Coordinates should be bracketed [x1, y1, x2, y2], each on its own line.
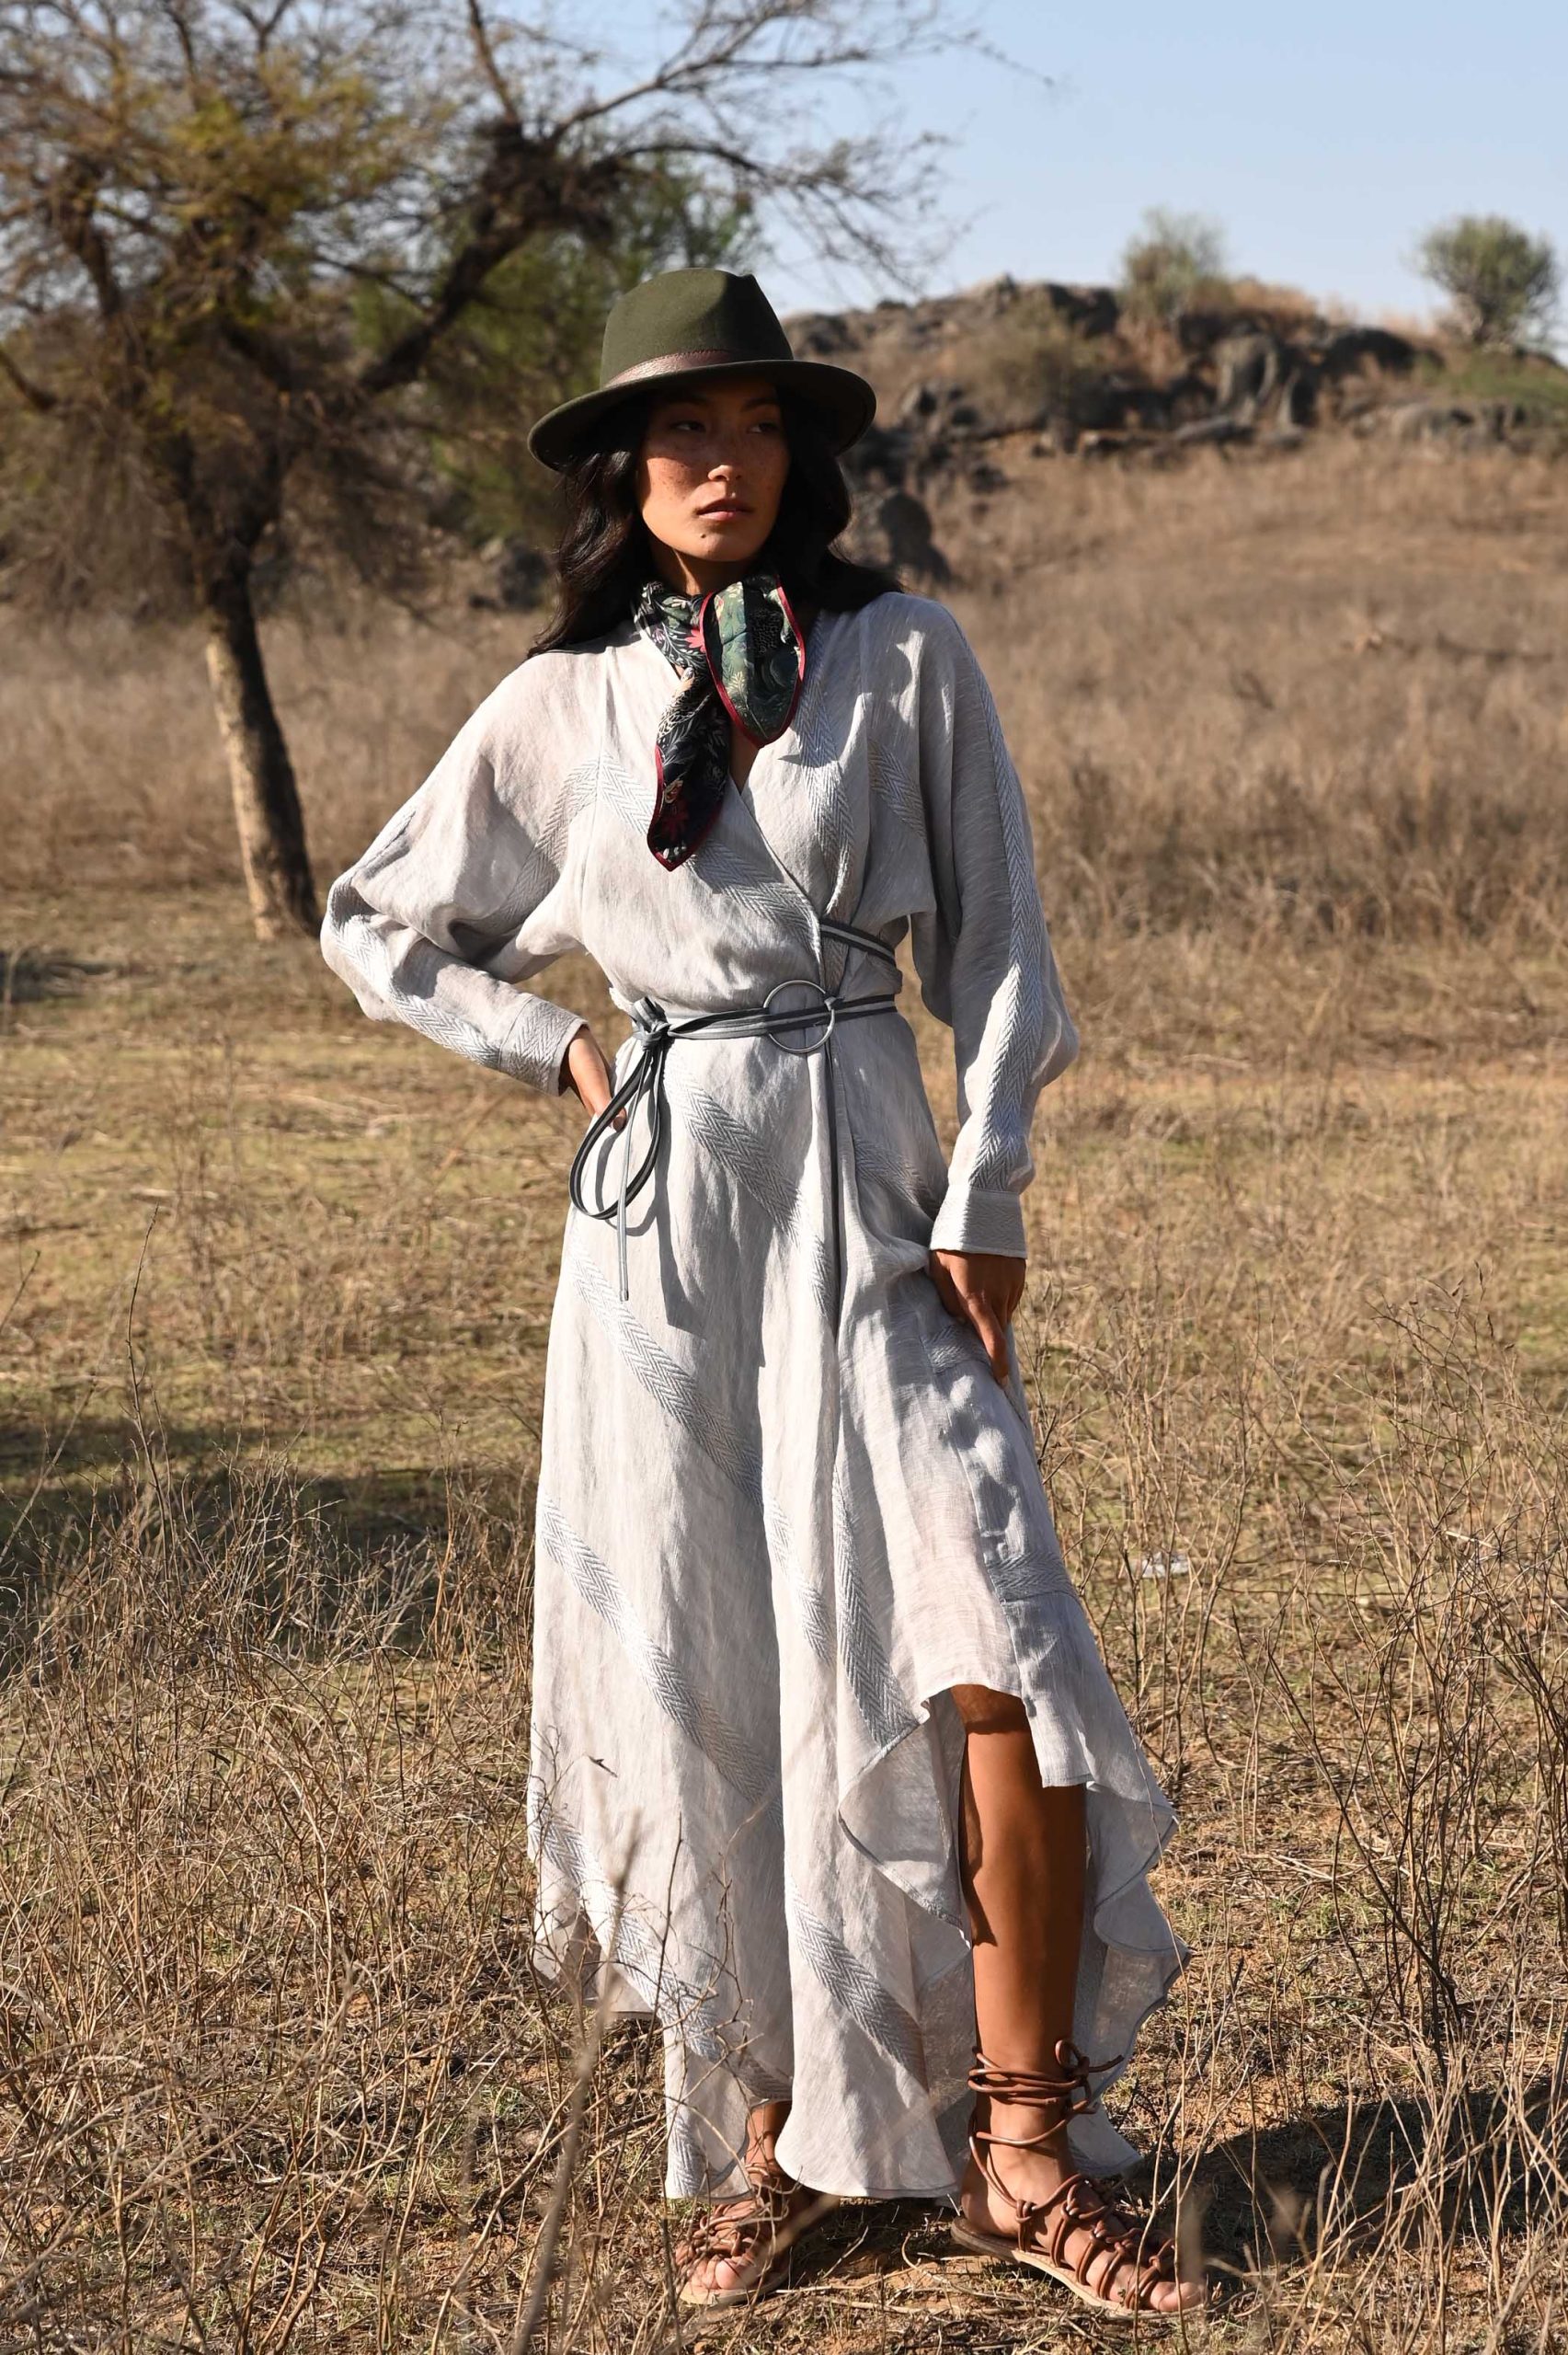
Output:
[635, 373, 790, 591]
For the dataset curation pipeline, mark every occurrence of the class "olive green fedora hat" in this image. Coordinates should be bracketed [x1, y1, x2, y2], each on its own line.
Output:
[526, 267, 877, 471]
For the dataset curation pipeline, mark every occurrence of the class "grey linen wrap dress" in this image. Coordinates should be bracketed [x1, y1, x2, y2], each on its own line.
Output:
[319, 589, 1186, 2203]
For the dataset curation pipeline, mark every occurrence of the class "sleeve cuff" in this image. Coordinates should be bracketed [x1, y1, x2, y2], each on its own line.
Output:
[548, 1015, 589, 1097]
[500, 996, 589, 1097]
[928, 1186, 1028, 1259]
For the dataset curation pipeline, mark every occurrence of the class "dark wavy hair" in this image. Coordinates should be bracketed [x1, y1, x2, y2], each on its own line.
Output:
[527, 384, 901, 656]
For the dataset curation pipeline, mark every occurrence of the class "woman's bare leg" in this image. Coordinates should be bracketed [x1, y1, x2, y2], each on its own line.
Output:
[950, 1683, 1202, 2313]
[955, 1685, 1085, 2068]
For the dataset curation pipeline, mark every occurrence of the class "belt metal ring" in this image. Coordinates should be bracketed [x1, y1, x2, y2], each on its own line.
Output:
[762, 976, 835, 1056]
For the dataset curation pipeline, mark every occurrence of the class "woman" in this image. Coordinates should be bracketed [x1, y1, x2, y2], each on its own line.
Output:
[320, 268, 1205, 2318]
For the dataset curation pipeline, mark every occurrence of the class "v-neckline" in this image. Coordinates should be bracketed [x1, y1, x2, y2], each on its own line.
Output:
[717, 610, 843, 917]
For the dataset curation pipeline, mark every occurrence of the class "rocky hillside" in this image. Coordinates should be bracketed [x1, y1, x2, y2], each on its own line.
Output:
[482, 271, 1564, 610]
[780, 273, 1567, 583]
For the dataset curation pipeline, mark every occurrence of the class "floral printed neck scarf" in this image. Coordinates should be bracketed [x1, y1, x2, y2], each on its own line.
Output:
[632, 567, 807, 870]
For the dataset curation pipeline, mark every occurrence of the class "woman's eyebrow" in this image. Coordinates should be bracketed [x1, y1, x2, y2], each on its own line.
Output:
[658, 391, 782, 416]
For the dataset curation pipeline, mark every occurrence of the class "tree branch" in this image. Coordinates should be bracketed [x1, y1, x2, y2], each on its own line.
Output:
[616, 123, 955, 290]
[232, 0, 297, 54]
[0, 338, 60, 409]
[155, 0, 199, 86]
[216, 312, 300, 395]
[465, 0, 520, 124]
[354, 131, 618, 404]
[47, 155, 124, 321]
[553, 0, 959, 136]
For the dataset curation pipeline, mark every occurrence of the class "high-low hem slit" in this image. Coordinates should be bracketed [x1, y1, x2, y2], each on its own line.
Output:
[524, 1229, 1188, 2202]
[526, 1662, 1185, 2202]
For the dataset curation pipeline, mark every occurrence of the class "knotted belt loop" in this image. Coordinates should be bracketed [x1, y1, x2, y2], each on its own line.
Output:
[567, 918, 902, 1316]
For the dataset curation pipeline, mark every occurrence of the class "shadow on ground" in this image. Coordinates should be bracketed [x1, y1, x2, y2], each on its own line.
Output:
[739, 2078, 1566, 2311]
[0, 1446, 537, 1643]
[0, 948, 114, 1005]
[1181, 2078, 1566, 2273]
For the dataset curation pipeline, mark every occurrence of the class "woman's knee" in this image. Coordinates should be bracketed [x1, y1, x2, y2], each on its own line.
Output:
[948, 1682, 1031, 1737]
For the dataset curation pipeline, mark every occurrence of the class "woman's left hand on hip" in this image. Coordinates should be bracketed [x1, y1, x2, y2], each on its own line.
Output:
[929, 1249, 1026, 1383]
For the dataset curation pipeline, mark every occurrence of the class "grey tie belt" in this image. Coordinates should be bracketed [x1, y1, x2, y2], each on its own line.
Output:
[568, 915, 903, 1320]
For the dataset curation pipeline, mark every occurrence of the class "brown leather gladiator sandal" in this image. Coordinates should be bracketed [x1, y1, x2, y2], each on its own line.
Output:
[949, 2039, 1207, 2320]
[673, 2124, 837, 2312]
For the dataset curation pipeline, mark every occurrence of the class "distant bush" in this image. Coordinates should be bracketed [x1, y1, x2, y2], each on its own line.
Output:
[967, 292, 1104, 427]
[1222, 276, 1332, 339]
[1413, 348, 1568, 453]
[1120, 206, 1232, 326]
[1414, 214, 1561, 350]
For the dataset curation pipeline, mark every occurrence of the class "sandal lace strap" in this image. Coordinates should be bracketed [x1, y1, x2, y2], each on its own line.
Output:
[1036, 2172, 1181, 2305]
[678, 2175, 797, 2266]
[967, 2039, 1124, 2165]
[964, 2046, 1184, 2312]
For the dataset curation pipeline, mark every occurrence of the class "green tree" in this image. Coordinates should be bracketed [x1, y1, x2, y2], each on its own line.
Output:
[1414, 214, 1561, 350]
[0, 0, 969, 937]
[1119, 206, 1230, 327]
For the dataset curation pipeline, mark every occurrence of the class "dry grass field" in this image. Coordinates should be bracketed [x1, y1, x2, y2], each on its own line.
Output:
[2, 438, 1566, 2350]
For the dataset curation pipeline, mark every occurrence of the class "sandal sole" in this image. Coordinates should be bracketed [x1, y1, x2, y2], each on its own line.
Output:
[947, 2216, 1200, 2321]
[676, 2247, 795, 2311]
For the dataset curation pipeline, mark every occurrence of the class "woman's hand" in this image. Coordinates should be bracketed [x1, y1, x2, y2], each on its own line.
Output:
[929, 1248, 1025, 1383]
[559, 1027, 626, 1128]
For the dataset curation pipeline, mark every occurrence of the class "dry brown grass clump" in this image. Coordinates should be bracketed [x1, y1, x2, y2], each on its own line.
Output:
[6, 442, 1565, 951]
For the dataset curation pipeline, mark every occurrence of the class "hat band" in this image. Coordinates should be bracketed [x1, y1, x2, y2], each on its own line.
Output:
[601, 348, 790, 391]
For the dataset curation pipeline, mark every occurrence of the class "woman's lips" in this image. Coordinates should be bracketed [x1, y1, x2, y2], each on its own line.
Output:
[698, 503, 750, 519]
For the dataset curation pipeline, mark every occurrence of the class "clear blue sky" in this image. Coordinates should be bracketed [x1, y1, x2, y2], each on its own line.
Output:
[746, 1, 1567, 341]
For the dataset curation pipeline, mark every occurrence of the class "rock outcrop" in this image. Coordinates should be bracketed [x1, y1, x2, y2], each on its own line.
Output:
[784, 273, 1553, 478]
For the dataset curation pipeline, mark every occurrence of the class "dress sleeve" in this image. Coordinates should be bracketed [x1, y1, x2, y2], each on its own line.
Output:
[319, 664, 593, 1098]
[907, 604, 1079, 1258]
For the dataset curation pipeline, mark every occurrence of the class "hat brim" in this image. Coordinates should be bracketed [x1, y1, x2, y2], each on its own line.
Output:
[526, 357, 877, 472]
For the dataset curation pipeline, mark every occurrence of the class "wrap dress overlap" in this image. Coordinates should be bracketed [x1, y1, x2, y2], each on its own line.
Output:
[319, 590, 1186, 2202]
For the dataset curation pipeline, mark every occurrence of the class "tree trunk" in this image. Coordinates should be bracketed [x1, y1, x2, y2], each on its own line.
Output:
[201, 565, 318, 939]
